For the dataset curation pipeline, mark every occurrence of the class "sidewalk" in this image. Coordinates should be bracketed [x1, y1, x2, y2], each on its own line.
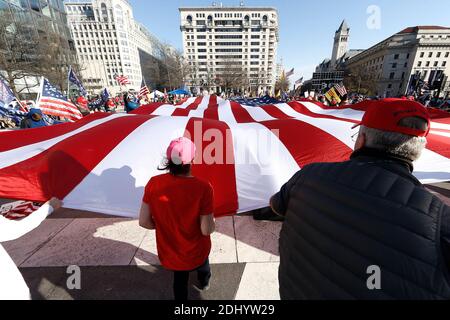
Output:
[3, 210, 282, 300]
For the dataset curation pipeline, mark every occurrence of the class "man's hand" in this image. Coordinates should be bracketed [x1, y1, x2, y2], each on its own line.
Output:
[48, 198, 63, 211]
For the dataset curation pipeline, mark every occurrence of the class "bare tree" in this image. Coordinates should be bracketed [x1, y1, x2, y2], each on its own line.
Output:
[0, 10, 81, 97]
[215, 59, 248, 96]
[344, 65, 378, 96]
[0, 11, 44, 97]
[154, 42, 189, 90]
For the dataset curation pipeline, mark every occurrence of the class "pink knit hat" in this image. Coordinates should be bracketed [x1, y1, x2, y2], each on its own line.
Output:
[166, 137, 196, 165]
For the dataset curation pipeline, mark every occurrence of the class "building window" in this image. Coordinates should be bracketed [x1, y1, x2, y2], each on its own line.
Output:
[392, 63, 397, 68]
[394, 54, 399, 60]
[426, 61, 430, 67]
[417, 61, 422, 67]
[428, 52, 433, 58]
[420, 52, 424, 58]
[437, 52, 441, 58]
[446, 52, 450, 58]
[389, 72, 395, 79]
[443, 61, 447, 67]
[434, 61, 438, 67]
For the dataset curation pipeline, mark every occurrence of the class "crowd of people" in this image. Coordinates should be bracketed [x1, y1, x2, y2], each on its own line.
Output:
[297, 91, 450, 110]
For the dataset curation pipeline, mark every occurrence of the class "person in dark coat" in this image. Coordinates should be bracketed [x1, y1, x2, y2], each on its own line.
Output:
[272, 99, 450, 300]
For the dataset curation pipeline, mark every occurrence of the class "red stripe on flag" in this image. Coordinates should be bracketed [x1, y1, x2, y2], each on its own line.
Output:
[203, 95, 219, 120]
[229, 101, 255, 123]
[260, 105, 293, 120]
[172, 96, 204, 117]
[184, 118, 239, 217]
[260, 119, 353, 168]
[129, 103, 166, 115]
[426, 133, 450, 159]
[0, 115, 153, 202]
[0, 113, 111, 152]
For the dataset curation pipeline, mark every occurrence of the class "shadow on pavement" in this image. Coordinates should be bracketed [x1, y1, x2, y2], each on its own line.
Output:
[19, 263, 246, 300]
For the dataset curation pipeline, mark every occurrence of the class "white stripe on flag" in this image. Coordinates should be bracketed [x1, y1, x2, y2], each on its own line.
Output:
[228, 122, 300, 213]
[0, 114, 132, 170]
[63, 116, 191, 217]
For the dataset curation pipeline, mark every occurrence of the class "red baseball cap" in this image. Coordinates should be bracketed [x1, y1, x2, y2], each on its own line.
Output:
[352, 100, 431, 137]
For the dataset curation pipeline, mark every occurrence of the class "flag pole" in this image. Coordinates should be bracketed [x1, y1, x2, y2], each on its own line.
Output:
[67, 65, 71, 101]
[36, 76, 44, 109]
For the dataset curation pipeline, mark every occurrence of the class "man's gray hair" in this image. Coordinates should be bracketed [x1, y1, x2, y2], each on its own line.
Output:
[360, 125, 427, 161]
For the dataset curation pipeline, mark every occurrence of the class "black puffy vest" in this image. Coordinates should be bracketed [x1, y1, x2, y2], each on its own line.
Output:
[279, 159, 450, 300]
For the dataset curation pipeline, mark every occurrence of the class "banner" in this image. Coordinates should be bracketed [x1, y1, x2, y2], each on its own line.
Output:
[325, 87, 342, 104]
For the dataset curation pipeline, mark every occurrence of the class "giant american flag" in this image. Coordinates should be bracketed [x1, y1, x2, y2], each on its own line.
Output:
[0, 95, 449, 218]
[37, 79, 82, 121]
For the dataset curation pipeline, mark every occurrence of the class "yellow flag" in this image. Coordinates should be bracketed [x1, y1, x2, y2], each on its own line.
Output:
[325, 87, 341, 104]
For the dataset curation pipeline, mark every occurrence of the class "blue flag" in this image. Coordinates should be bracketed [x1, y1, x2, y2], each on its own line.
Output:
[0, 76, 16, 108]
[68, 67, 87, 97]
[101, 88, 109, 102]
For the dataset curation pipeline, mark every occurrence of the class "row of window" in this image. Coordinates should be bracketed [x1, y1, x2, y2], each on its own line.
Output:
[76, 39, 118, 46]
[188, 61, 268, 67]
[73, 31, 116, 38]
[417, 60, 447, 67]
[185, 34, 268, 40]
[78, 46, 119, 54]
[183, 28, 273, 33]
[187, 55, 267, 60]
[186, 48, 268, 53]
[72, 23, 115, 31]
[419, 51, 450, 58]
[186, 42, 270, 46]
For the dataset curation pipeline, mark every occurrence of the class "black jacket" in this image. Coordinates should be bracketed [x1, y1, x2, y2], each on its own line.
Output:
[274, 148, 450, 300]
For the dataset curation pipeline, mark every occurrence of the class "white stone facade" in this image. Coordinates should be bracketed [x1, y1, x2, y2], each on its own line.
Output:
[65, 0, 157, 95]
[346, 26, 450, 98]
[179, 6, 279, 95]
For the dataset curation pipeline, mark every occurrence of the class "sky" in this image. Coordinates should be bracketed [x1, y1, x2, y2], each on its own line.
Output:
[129, 0, 450, 81]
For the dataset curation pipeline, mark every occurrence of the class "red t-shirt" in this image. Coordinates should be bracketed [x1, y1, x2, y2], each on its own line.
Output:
[142, 174, 214, 271]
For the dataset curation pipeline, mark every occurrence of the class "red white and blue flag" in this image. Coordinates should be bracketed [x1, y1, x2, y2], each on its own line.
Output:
[0, 76, 22, 110]
[138, 79, 150, 99]
[115, 74, 131, 86]
[0, 96, 449, 218]
[285, 68, 294, 78]
[37, 78, 82, 121]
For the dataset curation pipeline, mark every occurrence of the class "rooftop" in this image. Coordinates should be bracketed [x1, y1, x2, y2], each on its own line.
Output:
[398, 25, 450, 34]
[179, 7, 277, 12]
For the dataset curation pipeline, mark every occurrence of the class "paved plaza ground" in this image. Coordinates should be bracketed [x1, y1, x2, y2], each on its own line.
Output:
[2, 181, 449, 300]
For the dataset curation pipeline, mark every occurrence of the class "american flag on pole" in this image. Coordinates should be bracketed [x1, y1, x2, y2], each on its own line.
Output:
[138, 79, 150, 99]
[114, 74, 131, 86]
[285, 68, 295, 78]
[0, 96, 449, 219]
[334, 83, 348, 97]
[0, 76, 19, 109]
[295, 77, 304, 86]
[37, 78, 82, 121]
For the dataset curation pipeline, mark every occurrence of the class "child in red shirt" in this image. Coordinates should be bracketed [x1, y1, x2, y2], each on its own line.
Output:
[139, 137, 215, 300]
